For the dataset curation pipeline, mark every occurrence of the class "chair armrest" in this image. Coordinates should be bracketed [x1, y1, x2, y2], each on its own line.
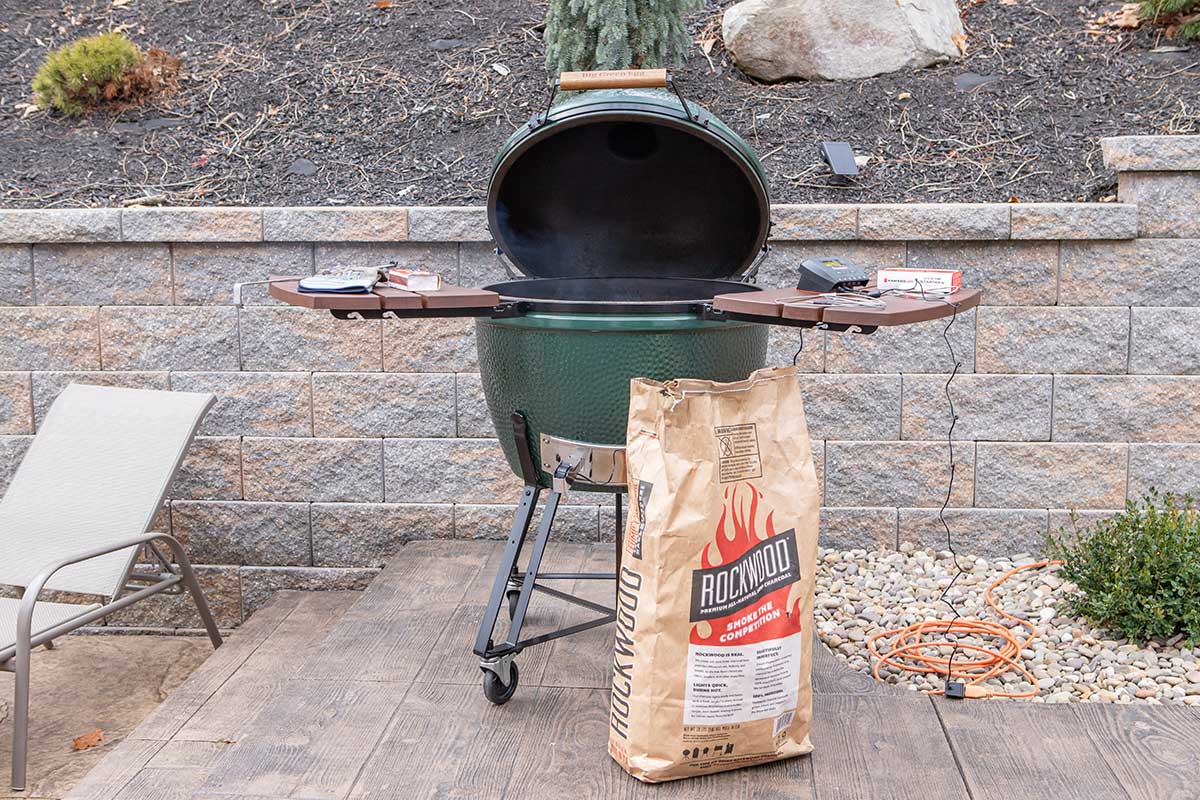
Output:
[15, 532, 183, 646]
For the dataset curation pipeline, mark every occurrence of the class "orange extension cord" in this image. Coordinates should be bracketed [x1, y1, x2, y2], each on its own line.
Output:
[866, 560, 1065, 699]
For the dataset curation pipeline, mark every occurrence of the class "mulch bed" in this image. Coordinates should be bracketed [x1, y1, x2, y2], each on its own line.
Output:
[0, 0, 1197, 208]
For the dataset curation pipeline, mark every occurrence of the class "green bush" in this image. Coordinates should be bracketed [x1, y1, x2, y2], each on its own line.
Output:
[32, 32, 142, 116]
[1140, 0, 1200, 39]
[544, 0, 701, 74]
[1046, 491, 1200, 644]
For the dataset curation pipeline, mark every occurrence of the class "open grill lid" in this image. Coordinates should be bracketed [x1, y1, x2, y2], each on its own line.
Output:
[487, 69, 771, 282]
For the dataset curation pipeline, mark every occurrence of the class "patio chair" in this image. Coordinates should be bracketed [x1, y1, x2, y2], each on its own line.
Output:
[0, 384, 224, 792]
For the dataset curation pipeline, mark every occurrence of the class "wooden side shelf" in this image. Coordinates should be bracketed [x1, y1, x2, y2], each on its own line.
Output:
[712, 286, 981, 328]
[267, 277, 501, 313]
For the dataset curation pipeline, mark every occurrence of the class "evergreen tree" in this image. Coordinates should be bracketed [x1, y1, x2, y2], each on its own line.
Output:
[544, 0, 701, 74]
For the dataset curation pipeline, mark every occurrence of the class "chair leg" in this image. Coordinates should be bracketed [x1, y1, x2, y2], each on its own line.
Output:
[163, 538, 223, 649]
[11, 630, 31, 791]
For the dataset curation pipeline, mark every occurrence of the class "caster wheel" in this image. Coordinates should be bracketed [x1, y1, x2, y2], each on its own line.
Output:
[506, 589, 521, 620]
[483, 662, 519, 705]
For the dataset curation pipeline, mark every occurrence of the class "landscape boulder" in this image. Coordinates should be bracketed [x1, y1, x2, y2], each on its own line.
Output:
[722, 0, 965, 82]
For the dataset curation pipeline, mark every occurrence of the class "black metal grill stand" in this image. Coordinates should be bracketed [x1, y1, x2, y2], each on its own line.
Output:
[473, 412, 621, 704]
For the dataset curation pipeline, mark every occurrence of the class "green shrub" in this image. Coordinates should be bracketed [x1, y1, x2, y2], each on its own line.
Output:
[32, 32, 142, 116]
[1046, 491, 1200, 644]
[1140, 0, 1200, 39]
[544, 0, 701, 74]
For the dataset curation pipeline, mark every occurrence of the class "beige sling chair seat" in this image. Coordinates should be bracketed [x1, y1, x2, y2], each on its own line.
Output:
[0, 384, 223, 792]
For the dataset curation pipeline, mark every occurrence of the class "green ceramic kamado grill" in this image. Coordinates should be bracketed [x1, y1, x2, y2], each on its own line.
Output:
[264, 68, 980, 705]
[479, 67, 772, 494]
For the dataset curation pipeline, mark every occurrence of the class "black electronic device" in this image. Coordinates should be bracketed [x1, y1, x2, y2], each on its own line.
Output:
[820, 141, 860, 177]
[796, 257, 870, 293]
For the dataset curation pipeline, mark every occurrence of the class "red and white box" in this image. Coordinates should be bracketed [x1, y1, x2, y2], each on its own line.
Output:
[875, 267, 962, 294]
[386, 268, 442, 292]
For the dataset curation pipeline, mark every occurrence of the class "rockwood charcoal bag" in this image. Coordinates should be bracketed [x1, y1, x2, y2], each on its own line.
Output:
[609, 365, 820, 782]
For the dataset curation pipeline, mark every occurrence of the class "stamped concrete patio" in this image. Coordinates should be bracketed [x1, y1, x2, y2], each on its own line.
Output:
[56, 541, 1200, 800]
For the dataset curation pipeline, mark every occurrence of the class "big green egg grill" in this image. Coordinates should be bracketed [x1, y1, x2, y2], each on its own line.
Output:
[262, 68, 979, 704]
[468, 69, 776, 703]
[479, 70, 773, 493]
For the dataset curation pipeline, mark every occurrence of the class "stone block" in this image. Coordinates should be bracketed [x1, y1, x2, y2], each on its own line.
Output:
[100, 307, 239, 370]
[902, 373, 1052, 441]
[825, 309, 975, 374]
[1101, 135, 1200, 172]
[1053, 376, 1200, 442]
[172, 437, 243, 500]
[383, 317, 477, 372]
[33, 243, 172, 305]
[455, 502, 600, 542]
[107, 566, 241, 629]
[768, 205, 858, 240]
[858, 204, 1010, 240]
[975, 443, 1127, 509]
[0, 245, 32, 305]
[407, 207, 490, 241]
[766, 327, 824, 373]
[975, 306, 1129, 374]
[122, 207, 263, 242]
[263, 207, 407, 241]
[1048, 508, 1123, 536]
[1009, 203, 1137, 240]
[170, 500, 310, 566]
[239, 566, 378, 616]
[313, 241, 457, 275]
[819, 507, 897, 550]
[1130, 307, 1200, 375]
[311, 502, 455, 566]
[30, 371, 170, 428]
[0, 436, 33, 494]
[905, 241, 1057, 305]
[1119, 173, 1200, 238]
[311, 372, 455, 437]
[242, 437, 384, 502]
[0, 209, 120, 243]
[384, 438, 522, 504]
[824, 441, 974, 507]
[756, 241, 905, 288]
[1128, 444, 1200, 499]
[898, 507, 1049, 557]
[173, 243, 313, 305]
[1059, 239, 1199, 306]
[170, 371, 312, 437]
[458, 242, 508, 286]
[0, 372, 32, 434]
[239, 307, 382, 371]
[0, 307, 99, 370]
[797, 373, 901, 440]
[455, 373, 493, 437]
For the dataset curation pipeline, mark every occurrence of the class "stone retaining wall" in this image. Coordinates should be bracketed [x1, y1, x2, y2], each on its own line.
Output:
[1, 134, 1198, 631]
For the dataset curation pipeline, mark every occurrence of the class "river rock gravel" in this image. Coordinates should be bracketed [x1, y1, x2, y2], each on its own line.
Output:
[813, 544, 1200, 704]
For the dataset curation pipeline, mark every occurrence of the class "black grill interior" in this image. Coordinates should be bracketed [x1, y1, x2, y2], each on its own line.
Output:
[492, 117, 765, 281]
[485, 277, 761, 304]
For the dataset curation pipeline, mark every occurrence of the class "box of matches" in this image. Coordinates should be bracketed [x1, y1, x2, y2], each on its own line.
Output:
[387, 268, 442, 291]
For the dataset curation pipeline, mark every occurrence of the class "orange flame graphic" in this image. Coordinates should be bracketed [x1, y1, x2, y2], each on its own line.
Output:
[701, 483, 775, 569]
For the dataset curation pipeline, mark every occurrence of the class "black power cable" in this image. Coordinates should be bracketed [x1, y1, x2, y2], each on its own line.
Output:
[935, 300, 968, 695]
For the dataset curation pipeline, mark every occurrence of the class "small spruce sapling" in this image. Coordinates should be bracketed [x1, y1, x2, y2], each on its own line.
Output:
[1139, 0, 1200, 39]
[544, 0, 702, 75]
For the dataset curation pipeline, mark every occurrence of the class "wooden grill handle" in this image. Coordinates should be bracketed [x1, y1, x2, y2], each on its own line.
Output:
[558, 68, 669, 91]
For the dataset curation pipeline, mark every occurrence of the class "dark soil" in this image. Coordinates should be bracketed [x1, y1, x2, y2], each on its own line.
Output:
[0, 0, 1197, 208]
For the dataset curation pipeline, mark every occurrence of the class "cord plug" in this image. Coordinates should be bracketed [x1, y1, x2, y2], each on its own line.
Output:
[945, 682, 989, 699]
